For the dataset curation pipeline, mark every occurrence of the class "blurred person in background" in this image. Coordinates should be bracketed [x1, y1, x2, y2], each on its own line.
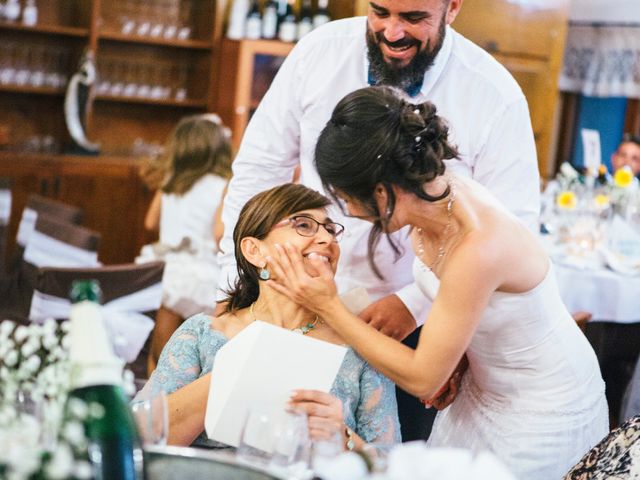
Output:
[138, 114, 232, 375]
[611, 133, 640, 178]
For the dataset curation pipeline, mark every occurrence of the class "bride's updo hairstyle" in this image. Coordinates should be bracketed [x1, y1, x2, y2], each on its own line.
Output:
[224, 183, 331, 312]
[314, 86, 459, 277]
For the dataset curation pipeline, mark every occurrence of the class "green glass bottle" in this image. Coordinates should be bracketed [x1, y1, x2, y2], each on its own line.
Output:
[67, 279, 144, 480]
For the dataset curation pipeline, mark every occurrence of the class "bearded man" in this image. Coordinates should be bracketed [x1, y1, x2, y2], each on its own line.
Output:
[217, 0, 540, 441]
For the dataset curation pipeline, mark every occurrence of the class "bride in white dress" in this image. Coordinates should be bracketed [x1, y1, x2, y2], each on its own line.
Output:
[267, 86, 608, 479]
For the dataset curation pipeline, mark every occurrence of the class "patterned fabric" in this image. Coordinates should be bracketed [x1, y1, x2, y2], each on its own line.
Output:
[563, 415, 640, 479]
[143, 314, 401, 451]
[559, 24, 640, 98]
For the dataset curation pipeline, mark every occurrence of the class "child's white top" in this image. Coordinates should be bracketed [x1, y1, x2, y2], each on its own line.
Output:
[160, 174, 226, 251]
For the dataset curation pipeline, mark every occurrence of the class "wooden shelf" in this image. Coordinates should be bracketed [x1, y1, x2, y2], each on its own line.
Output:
[98, 31, 212, 50]
[0, 84, 65, 96]
[94, 94, 207, 109]
[226, 38, 295, 57]
[0, 150, 139, 166]
[0, 21, 89, 37]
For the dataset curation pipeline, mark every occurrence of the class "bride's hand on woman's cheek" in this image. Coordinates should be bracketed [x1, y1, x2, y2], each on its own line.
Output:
[288, 390, 344, 441]
[267, 243, 338, 311]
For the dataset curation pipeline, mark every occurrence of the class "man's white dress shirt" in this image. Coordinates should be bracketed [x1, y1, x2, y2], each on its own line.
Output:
[218, 17, 540, 326]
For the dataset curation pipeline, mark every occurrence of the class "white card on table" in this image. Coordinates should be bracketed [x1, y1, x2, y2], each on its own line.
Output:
[581, 128, 602, 173]
[204, 321, 347, 447]
[604, 215, 640, 274]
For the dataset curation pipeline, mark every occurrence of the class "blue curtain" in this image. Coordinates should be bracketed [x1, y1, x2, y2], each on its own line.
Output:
[571, 96, 628, 171]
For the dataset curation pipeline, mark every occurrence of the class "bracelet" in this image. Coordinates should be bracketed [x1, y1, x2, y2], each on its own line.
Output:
[344, 425, 355, 451]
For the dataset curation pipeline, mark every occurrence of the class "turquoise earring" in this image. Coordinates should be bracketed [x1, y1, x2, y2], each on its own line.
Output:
[259, 267, 270, 281]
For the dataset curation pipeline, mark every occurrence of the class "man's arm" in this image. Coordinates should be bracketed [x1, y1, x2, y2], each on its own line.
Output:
[359, 283, 432, 340]
[216, 46, 306, 300]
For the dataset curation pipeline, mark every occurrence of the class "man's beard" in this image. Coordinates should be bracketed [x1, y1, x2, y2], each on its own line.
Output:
[366, 18, 446, 92]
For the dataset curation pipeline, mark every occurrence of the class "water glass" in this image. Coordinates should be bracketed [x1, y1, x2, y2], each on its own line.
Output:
[236, 407, 277, 467]
[269, 410, 311, 474]
[237, 407, 311, 473]
[130, 389, 168, 446]
[311, 431, 344, 474]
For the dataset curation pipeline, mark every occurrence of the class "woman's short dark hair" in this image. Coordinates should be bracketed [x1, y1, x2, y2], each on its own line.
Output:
[224, 183, 331, 312]
[622, 133, 640, 147]
[314, 86, 459, 277]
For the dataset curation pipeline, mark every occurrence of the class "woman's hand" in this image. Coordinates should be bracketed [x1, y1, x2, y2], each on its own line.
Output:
[422, 371, 461, 410]
[288, 389, 344, 441]
[420, 354, 468, 410]
[267, 243, 338, 314]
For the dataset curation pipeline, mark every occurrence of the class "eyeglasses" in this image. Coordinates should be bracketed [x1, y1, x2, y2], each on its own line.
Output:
[273, 215, 345, 241]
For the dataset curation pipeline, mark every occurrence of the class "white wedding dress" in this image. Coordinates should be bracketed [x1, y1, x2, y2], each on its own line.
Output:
[416, 258, 609, 479]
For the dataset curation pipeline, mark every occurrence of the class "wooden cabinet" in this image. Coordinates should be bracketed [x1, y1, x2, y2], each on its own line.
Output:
[217, 0, 365, 150]
[218, 39, 294, 150]
[453, 0, 571, 176]
[89, 0, 225, 154]
[0, 0, 225, 154]
[0, 0, 225, 265]
[0, 153, 153, 265]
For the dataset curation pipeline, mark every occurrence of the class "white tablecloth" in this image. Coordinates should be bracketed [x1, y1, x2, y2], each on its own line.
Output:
[554, 261, 640, 324]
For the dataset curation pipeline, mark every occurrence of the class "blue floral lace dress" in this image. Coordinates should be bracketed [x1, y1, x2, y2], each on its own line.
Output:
[142, 314, 401, 451]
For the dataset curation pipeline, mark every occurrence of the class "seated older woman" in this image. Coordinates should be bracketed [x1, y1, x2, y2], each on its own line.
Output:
[138, 183, 400, 452]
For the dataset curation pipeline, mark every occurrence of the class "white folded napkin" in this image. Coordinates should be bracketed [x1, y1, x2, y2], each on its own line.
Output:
[385, 443, 516, 480]
[603, 215, 640, 275]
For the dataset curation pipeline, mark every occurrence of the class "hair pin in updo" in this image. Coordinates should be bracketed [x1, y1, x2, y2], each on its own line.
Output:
[413, 134, 426, 153]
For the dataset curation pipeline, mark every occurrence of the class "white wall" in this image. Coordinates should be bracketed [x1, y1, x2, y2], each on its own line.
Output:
[569, 0, 640, 23]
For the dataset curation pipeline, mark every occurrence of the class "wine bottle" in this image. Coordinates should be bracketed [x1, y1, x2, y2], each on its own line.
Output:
[276, 0, 289, 22]
[297, 0, 313, 40]
[262, 0, 278, 39]
[228, 0, 250, 40]
[4, 0, 20, 22]
[245, 0, 262, 39]
[313, 0, 331, 29]
[22, 0, 38, 26]
[595, 164, 611, 186]
[67, 279, 144, 480]
[278, 0, 297, 43]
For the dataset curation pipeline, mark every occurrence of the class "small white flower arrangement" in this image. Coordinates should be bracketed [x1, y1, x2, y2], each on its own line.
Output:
[0, 319, 105, 480]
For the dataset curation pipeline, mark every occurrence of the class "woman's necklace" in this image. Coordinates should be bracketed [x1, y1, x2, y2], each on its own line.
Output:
[416, 183, 456, 271]
[249, 302, 321, 335]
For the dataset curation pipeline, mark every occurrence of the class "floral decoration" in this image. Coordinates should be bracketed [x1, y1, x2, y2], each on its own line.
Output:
[556, 190, 578, 210]
[614, 166, 634, 189]
[0, 319, 135, 480]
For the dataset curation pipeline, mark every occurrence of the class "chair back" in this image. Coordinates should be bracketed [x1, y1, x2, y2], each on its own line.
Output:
[29, 261, 165, 377]
[23, 214, 100, 269]
[12, 194, 84, 270]
[1, 215, 101, 323]
[0, 178, 11, 274]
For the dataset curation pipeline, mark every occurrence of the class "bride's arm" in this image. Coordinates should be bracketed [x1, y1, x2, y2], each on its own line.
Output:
[267, 238, 503, 400]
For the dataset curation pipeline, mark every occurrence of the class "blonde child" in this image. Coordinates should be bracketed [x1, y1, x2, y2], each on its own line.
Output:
[140, 114, 232, 374]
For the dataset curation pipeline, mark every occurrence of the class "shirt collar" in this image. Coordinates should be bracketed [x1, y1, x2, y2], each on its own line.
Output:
[364, 25, 454, 98]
